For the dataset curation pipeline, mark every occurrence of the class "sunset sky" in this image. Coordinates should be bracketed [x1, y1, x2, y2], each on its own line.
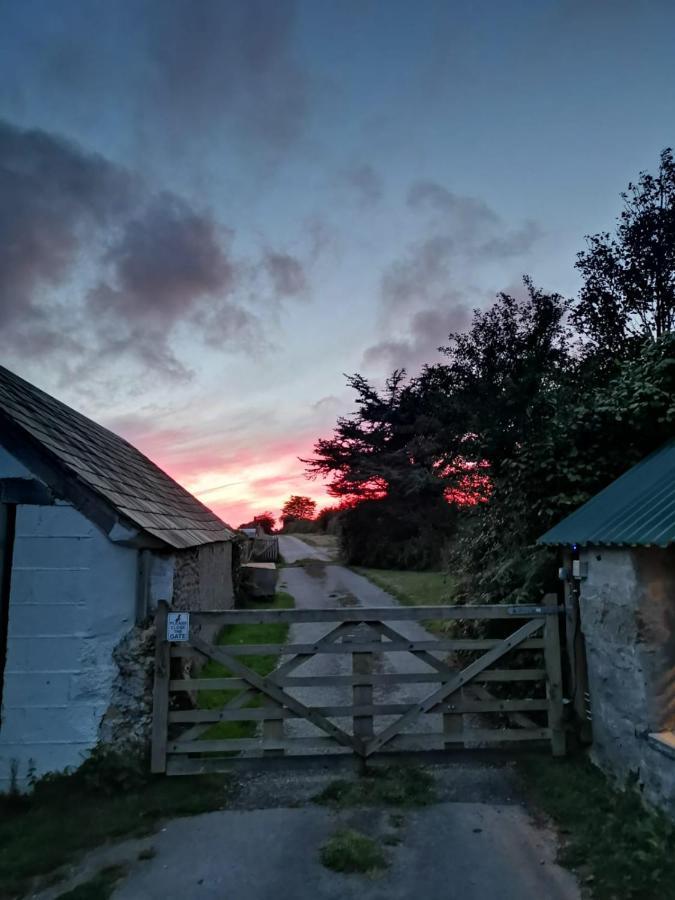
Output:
[2, 0, 675, 526]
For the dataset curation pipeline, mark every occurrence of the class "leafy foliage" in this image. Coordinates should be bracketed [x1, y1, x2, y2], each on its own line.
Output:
[280, 494, 317, 526]
[574, 147, 675, 356]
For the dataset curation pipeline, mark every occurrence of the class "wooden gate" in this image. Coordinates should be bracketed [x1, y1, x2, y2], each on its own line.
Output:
[151, 598, 564, 775]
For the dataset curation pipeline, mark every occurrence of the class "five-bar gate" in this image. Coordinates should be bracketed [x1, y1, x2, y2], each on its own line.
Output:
[151, 597, 565, 775]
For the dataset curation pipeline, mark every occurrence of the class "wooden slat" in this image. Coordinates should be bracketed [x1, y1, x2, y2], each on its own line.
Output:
[364, 617, 546, 757]
[172, 638, 545, 657]
[179, 605, 559, 626]
[543, 592, 566, 757]
[272, 669, 546, 687]
[169, 697, 550, 724]
[150, 603, 170, 774]
[168, 736, 340, 753]
[166, 727, 552, 757]
[170, 677, 247, 691]
[189, 636, 360, 753]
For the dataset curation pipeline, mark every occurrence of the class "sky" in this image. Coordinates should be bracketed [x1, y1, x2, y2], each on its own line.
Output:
[2, 0, 675, 527]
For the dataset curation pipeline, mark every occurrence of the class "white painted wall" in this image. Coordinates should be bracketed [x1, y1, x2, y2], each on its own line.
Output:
[0, 445, 138, 791]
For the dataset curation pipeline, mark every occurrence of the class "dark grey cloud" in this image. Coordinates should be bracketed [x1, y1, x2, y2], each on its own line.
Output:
[362, 179, 541, 372]
[341, 163, 384, 206]
[0, 0, 309, 158]
[147, 0, 307, 148]
[407, 180, 541, 258]
[0, 119, 134, 331]
[263, 252, 307, 297]
[363, 306, 470, 372]
[0, 118, 305, 375]
[380, 235, 455, 315]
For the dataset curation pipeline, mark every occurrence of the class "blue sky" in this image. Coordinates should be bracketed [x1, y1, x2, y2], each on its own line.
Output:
[2, 0, 674, 524]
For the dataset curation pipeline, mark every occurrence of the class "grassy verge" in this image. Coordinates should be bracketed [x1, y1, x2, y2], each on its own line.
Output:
[297, 533, 340, 558]
[314, 765, 436, 808]
[0, 751, 233, 900]
[354, 568, 457, 636]
[518, 754, 675, 900]
[199, 591, 295, 743]
[55, 865, 127, 900]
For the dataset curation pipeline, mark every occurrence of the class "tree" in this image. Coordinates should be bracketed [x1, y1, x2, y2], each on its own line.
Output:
[437, 277, 572, 477]
[280, 495, 317, 524]
[253, 512, 275, 534]
[574, 148, 675, 357]
[305, 370, 464, 502]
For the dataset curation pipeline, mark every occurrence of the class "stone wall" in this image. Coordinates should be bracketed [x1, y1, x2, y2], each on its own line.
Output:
[172, 541, 234, 611]
[99, 620, 155, 750]
[579, 546, 675, 818]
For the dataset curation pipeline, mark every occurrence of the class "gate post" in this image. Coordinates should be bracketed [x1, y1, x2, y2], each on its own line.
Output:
[543, 593, 566, 757]
[151, 602, 170, 774]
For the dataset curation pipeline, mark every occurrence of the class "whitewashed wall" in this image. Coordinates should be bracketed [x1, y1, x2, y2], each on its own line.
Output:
[0, 446, 137, 791]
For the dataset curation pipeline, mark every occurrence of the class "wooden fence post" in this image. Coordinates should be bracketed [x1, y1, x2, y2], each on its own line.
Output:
[543, 593, 566, 757]
[443, 690, 464, 749]
[151, 602, 171, 774]
[351, 626, 375, 760]
[263, 698, 285, 756]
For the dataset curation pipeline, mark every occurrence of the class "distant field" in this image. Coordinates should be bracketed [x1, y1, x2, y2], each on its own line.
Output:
[353, 568, 457, 607]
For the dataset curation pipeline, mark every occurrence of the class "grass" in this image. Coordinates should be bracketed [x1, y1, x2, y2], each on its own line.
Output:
[354, 568, 458, 636]
[55, 865, 127, 900]
[199, 591, 295, 743]
[297, 533, 340, 558]
[518, 754, 675, 900]
[314, 765, 436, 808]
[319, 829, 389, 875]
[0, 752, 234, 900]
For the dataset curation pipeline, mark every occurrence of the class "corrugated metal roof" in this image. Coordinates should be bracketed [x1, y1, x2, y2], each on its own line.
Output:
[0, 365, 236, 549]
[538, 439, 675, 547]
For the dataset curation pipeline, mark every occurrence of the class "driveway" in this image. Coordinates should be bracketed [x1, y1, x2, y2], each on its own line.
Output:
[42, 536, 581, 900]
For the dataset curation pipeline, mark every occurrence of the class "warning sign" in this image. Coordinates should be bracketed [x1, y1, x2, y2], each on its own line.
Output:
[167, 612, 190, 642]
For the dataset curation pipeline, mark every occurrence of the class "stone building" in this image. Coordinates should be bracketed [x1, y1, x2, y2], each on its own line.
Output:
[0, 365, 237, 791]
[539, 439, 675, 818]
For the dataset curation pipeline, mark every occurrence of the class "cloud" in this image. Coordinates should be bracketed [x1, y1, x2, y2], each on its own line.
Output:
[0, 0, 310, 159]
[341, 163, 384, 206]
[363, 305, 470, 372]
[362, 180, 541, 372]
[407, 180, 542, 258]
[145, 0, 308, 149]
[0, 119, 134, 339]
[0, 117, 307, 377]
[263, 251, 307, 297]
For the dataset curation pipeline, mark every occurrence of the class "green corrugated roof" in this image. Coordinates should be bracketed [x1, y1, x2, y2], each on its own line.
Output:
[538, 439, 675, 547]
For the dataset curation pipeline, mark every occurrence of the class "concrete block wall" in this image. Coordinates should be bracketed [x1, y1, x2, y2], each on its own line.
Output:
[0, 447, 137, 791]
[579, 546, 675, 818]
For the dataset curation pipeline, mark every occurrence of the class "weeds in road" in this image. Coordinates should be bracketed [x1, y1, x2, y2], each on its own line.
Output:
[198, 591, 295, 743]
[314, 765, 436, 808]
[519, 754, 675, 900]
[55, 865, 127, 899]
[320, 829, 388, 875]
[0, 749, 234, 900]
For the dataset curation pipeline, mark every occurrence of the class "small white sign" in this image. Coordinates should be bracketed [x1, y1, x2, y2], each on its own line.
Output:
[167, 612, 190, 642]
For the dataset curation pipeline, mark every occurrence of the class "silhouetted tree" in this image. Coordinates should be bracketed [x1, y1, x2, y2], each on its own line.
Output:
[574, 148, 675, 356]
[280, 495, 317, 524]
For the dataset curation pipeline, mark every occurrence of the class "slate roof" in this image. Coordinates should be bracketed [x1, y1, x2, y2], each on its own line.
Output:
[538, 440, 675, 548]
[0, 365, 236, 549]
